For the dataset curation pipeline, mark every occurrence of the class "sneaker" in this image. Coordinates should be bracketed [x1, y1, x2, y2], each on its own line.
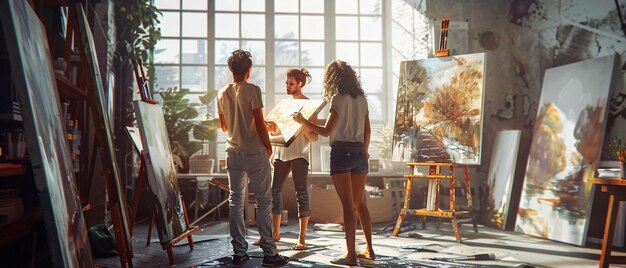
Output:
[232, 254, 250, 265]
[262, 254, 289, 267]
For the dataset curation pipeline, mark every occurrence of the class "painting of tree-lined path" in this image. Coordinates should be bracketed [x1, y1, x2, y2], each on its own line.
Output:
[392, 53, 486, 165]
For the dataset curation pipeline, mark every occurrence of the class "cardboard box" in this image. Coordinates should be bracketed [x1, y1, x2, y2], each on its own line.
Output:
[310, 185, 393, 224]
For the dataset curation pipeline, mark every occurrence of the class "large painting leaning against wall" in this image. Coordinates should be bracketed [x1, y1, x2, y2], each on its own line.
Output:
[516, 54, 619, 246]
[392, 52, 486, 165]
[0, 0, 93, 266]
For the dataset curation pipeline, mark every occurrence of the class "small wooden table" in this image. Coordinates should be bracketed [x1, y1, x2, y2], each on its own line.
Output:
[590, 177, 626, 268]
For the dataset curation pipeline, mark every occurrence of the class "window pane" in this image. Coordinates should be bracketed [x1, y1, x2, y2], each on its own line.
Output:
[249, 67, 265, 91]
[360, 68, 383, 93]
[241, 0, 265, 11]
[215, 13, 239, 38]
[300, 0, 323, 13]
[183, 0, 206, 10]
[367, 95, 383, 121]
[336, 0, 358, 14]
[301, 15, 324, 40]
[361, 43, 382, 66]
[216, 0, 239, 11]
[360, 17, 381, 41]
[154, 39, 179, 64]
[275, 15, 299, 39]
[336, 42, 359, 65]
[242, 40, 266, 65]
[300, 42, 324, 66]
[182, 12, 207, 37]
[275, 41, 299, 66]
[360, 0, 381, 14]
[154, 66, 179, 91]
[215, 40, 239, 64]
[160, 12, 180, 37]
[181, 66, 208, 92]
[274, 67, 286, 93]
[242, 14, 265, 39]
[335, 16, 358, 40]
[155, 0, 179, 10]
[214, 67, 231, 88]
[181, 39, 207, 64]
[275, 0, 298, 12]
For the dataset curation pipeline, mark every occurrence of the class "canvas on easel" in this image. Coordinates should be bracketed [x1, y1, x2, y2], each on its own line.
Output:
[133, 100, 192, 245]
[0, 0, 93, 266]
[266, 99, 326, 146]
[391, 52, 486, 165]
[516, 54, 619, 246]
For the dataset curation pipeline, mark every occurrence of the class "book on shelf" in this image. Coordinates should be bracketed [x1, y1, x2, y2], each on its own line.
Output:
[595, 161, 626, 179]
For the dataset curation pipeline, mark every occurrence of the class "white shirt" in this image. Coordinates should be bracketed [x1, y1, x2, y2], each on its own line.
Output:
[273, 132, 310, 163]
[329, 94, 368, 145]
[217, 82, 266, 154]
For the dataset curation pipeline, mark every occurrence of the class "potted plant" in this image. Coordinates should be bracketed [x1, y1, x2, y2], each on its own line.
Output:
[160, 87, 219, 172]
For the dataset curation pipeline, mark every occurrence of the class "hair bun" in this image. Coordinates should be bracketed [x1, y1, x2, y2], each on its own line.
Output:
[300, 68, 312, 85]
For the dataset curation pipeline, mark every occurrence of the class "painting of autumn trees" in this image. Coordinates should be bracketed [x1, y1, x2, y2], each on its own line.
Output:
[516, 54, 618, 246]
[391, 53, 486, 165]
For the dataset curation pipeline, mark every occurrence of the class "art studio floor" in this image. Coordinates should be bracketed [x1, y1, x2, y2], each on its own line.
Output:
[94, 217, 625, 268]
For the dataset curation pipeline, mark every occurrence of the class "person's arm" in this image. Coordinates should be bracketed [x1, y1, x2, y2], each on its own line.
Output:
[364, 113, 371, 158]
[253, 107, 273, 157]
[302, 114, 319, 141]
[294, 109, 338, 137]
[219, 113, 228, 132]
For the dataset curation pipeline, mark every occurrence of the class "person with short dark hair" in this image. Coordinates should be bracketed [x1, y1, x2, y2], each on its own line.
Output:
[217, 49, 289, 266]
[293, 60, 374, 266]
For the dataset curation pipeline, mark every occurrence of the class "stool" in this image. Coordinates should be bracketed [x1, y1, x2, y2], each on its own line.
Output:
[391, 162, 477, 242]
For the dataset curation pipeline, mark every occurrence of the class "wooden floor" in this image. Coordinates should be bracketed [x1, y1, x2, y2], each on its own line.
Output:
[94, 218, 626, 268]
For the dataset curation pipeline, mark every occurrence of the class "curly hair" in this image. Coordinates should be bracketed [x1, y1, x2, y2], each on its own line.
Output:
[228, 49, 253, 76]
[287, 68, 312, 86]
[322, 60, 365, 101]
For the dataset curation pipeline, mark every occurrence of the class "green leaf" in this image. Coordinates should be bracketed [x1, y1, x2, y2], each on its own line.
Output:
[199, 90, 219, 105]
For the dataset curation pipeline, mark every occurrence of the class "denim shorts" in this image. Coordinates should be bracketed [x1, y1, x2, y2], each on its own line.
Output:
[330, 141, 368, 175]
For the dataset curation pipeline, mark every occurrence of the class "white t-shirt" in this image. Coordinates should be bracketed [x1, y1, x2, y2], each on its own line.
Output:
[329, 94, 368, 145]
[273, 133, 310, 163]
[217, 82, 267, 154]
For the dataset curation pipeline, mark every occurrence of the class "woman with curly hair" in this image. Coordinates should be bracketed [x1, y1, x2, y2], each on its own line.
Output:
[293, 60, 374, 265]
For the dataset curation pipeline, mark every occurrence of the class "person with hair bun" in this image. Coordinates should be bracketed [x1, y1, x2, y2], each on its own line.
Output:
[293, 60, 374, 265]
[263, 68, 318, 251]
[217, 49, 289, 266]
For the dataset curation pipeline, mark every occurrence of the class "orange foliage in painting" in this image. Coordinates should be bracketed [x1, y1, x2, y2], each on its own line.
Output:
[423, 62, 482, 122]
[526, 103, 567, 184]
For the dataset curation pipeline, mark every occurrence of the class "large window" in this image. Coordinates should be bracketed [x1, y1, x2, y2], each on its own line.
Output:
[153, 0, 386, 117]
[153, 0, 388, 161]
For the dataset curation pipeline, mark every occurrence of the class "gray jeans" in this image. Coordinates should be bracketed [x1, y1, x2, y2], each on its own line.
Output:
[226, 151, 277, 256]
[272, 158, 310, 217]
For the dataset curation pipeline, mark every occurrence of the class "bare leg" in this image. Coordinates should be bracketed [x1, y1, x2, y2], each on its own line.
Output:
[331, 172, 357, 262]
[297, 216, 310, 247]
[272, 213, 282, 241]
[352, 172, 375, 260]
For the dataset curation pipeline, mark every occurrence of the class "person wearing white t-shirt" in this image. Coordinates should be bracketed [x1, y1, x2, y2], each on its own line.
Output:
[264, 68, 318, 251]
[217, 49, 289, 266]
[293, 60, 374, 266]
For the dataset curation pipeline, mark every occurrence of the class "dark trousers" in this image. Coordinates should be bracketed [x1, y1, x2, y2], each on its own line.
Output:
[271, 158, 311, 217]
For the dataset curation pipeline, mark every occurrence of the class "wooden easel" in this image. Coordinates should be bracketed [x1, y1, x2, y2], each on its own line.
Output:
[61, 4, 134, 267]
[391, 162, 477, 242]
[129, 67, 199, 265]
[391, 19, 478, 242]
